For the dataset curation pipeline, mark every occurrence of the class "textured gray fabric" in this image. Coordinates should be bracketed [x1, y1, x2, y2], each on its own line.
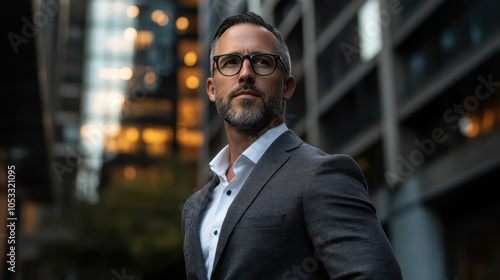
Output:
[182, 130, 403, 279]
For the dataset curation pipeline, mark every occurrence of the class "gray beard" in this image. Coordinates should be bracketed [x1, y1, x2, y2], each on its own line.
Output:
[214, 82, 284, 129]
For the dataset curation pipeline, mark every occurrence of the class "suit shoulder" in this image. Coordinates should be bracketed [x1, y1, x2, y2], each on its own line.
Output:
[294, 142, 358, 165]
[290, 143, 366, 185]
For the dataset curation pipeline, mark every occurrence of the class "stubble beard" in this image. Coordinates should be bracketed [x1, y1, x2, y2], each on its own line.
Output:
[214, 82, 284, 129]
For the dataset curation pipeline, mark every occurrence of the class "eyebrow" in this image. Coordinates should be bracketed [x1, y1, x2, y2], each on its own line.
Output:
[217, 50, 277, 56]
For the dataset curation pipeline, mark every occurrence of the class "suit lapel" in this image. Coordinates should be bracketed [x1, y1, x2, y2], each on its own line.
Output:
[184, 175, 219, 280]
[211, 130, 303, 274]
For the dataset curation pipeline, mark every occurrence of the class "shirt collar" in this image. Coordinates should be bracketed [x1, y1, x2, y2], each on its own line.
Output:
[241, 122, 288, 164]
[209, 123, 288, 176]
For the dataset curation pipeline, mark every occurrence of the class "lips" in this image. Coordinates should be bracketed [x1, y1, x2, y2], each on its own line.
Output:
[230, 84, 264, 100]
[233, 89, 261, 98]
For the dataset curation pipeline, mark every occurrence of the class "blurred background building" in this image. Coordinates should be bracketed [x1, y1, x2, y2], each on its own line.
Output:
[3, 0, 200, 278]
[1, 0, 499, 279]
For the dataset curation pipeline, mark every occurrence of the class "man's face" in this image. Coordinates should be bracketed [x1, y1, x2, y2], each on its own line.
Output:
[207, 23, 291, 129]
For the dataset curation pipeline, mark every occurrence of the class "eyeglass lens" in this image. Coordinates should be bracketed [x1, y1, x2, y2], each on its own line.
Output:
[217, 54, 277, 76]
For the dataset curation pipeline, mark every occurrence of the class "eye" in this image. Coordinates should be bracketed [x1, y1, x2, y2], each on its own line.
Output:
[220, 56, 241, 67]
[226, 59, 239, 65]
[253, 55, 273, 67]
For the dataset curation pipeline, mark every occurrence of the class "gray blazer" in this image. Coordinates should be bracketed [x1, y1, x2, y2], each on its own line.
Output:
[181, 130, 402, 279]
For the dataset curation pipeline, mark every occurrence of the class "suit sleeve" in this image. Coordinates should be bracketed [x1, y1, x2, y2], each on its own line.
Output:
[303, 154, 403, 279]
[181, 198, 187, 236]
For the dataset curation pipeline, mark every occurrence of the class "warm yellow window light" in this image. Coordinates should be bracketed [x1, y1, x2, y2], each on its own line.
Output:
[142, 128, 171, 144]
[80, 124, 93, 139]
[186, 75, 199, 89]
[178, 98, 201, 127]
[124, 27, 137, 40]
[142, 127, 173, 156]
[151, 10, 169, 26]
[177, 128, 204, 147]
[176, 16, 189, 31]
[123, 166, 137, 180]
[482, 110, 496, 133]
[125, 127, 140, 142]
[158, 17, 169, 26]
[135, 30, 154, 50]
[120, 67, 133, 80]
[463, 116, 480, 138]
[105, 123, 121, 138]
[184, 51, 197, 66]
[98, 67, 132, 80]
[126, 5, 139, 18]
[151, 10, 163, 21]
[144, 71, 156, 85]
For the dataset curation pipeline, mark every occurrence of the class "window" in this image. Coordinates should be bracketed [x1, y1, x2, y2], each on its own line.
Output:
[317, 16, 359, 96]
[314, 0, 350, 38]
[319, 69, 380, 151]
[396, 0, 500, 98]
[400, 52, 500, 165]
[273, 0, 300, 25]
[285, 19, 303, 68]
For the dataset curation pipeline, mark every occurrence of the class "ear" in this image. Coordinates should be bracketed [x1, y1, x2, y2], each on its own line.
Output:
[283, 75, 295, 101]
[206, 77, 216, 102]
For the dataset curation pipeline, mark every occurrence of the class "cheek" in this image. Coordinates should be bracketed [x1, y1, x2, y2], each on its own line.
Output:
[263, 78, 284, 95]
[213, 80, 233, 95]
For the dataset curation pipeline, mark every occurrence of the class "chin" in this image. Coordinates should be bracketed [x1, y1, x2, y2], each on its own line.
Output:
[236, 98, 260, 108]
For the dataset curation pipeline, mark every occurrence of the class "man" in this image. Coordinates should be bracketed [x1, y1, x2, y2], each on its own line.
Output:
[181, 12, 402, 280]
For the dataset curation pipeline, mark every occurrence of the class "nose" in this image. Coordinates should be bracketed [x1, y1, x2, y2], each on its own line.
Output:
[238, 57, 255, 84]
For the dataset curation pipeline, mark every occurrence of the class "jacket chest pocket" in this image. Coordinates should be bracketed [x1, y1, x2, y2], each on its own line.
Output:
[236, 214, 286, 229]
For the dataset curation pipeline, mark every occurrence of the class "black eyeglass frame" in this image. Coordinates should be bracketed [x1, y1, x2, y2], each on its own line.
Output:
[213, 52, 289, 77]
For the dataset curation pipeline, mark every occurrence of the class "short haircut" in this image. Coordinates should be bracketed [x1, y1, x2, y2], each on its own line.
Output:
[209, 12, 291, 76]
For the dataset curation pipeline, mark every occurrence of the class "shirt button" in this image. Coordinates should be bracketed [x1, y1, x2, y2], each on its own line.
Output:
[226, 190, 232, 196]
[214, 230, 218, 235]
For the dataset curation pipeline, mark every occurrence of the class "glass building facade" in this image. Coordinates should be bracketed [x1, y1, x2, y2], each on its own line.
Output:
[2, 0, 201, 278]
[199, 1, 500, 279]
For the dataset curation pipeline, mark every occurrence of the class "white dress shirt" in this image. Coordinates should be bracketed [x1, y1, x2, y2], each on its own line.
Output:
[199, 123, 288, 279]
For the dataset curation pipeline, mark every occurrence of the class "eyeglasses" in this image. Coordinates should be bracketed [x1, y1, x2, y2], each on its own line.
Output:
[213, 53, 288, 76]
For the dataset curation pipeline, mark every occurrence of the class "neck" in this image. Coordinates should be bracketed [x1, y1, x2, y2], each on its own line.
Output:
[224, 116, 283, 180]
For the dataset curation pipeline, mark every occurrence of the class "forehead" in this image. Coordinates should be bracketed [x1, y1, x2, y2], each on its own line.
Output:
[216, 23, 278, 54]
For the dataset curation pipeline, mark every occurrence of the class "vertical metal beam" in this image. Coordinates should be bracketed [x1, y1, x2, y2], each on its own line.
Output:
[302, 0, 320, 146]
[378, 0, 399, 188]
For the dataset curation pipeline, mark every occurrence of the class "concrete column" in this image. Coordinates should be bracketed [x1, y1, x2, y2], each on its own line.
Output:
[390, 178, 446, 280]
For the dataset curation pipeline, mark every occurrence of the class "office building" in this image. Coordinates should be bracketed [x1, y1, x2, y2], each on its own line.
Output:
[3, 0, 201, 278]
[199, 1, 500, 279]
